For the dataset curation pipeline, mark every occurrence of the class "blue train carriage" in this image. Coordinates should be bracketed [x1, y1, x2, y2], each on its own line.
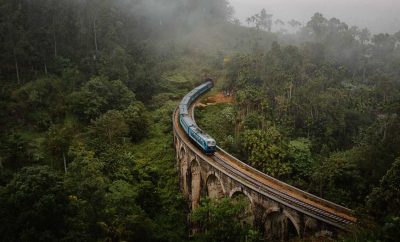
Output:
[188, 126, 216, 154]
[179, 115, 193, 134]
[180, 80, 213, 108]
[179, 115, 216, 154]
[179, 104, 189, 116]
[178, 80, 216, 154]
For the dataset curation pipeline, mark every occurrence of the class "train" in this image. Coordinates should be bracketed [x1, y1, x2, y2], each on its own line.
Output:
[179, 80, 216, 154]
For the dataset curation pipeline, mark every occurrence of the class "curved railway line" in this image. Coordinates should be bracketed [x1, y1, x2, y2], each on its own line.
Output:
[173, 87, 356, 231]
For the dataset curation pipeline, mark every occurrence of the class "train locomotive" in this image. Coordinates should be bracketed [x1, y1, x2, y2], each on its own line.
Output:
[179, 80, 216, 154]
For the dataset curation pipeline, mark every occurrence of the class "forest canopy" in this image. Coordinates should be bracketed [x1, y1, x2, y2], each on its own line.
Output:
[1, 0, 400, 241]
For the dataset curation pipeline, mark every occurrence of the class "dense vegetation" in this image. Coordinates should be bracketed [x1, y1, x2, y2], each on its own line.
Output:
[0, 0, 399, 241]
[0, 0, 233, 241]
[197, 11, 400, 241]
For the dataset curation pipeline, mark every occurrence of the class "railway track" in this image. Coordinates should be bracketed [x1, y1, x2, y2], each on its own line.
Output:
[173, 91, 356, 230]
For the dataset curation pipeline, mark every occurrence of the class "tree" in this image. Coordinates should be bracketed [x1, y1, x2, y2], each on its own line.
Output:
[306, 13, 328, 40]
[87, 110, 129, 149]
[287, 138, 314, 187]
[11, 77, 66, 129]
[368, 157, 400, 218]
[288, 19, 302, 29]
[191, 197, 260, 242]
[246, 8, 273, 31]
[311, 150, 363, 206]
[0, 166, 68, 241]
[64, 144, 109, 239]
[123, 102, 149, 142]
[68, 76, 135, 122]
[98, 46, 130, 82]
[358, 28, 371, 45]
[44, 124, 74, 172]
[101, 180, 155, 242]
[242, 128, 291, 178]
[258, 9, 273, 32]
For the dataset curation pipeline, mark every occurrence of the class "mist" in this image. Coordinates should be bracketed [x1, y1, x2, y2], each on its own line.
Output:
[229, 0, 400, 34]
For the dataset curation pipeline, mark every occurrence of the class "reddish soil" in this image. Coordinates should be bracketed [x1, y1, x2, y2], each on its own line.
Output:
[198, 92, 234, 107]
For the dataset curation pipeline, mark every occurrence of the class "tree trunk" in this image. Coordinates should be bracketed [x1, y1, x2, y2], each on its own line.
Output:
[14, 52, 21, 85]
[63, 152, 67, 173]
[53, 30, 57, 57]
[93, 19, 98, 55]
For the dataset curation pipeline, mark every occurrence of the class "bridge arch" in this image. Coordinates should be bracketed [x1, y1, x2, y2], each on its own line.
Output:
[263, 210, 282, 240]
[230, 188, 255, 225]
[282, 209, 301, 239]
[205, 172, 225, 199]
[263, 206, 280, 218]
[263, 208, 300, 241]
[229, 187, 254, 204]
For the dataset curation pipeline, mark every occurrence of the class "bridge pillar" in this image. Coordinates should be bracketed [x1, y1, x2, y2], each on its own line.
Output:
[179, 150, 189, 198]
[190, 160, 201, 209]
[303, 215, 318, 236]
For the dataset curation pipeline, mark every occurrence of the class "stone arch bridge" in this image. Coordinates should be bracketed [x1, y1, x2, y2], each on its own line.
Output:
[173, 103, 356, 240]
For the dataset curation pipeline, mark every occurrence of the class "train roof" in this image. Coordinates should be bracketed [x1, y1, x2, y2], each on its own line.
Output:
[181, 116, 195, 127]
[195, 82, 211, 90]
[180, 81, 213, 106]
[190, 125, 215, 141]
[179, 105, 189, 115]
[181, 96, 190, 104]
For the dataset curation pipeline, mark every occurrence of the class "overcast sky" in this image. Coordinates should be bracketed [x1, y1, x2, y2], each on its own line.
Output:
[229, 0, 400, 34]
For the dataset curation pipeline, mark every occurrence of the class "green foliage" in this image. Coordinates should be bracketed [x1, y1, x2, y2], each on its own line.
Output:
[11, 77, 66, 129]
[0, 166, 68, 241]
[123, 102, 149, 142]
[87, 110, 129, 149]
[196, 104, 235, 143]
[1, 0, 399, 240]
[101, 180, 156, 242]
[44, 124, 74, 169]
[367, 157, 400, 219]
[242, 128, 291, 178]
[311, 150, 364, 207]
[68, 76, 135, 122]
[0, 132, 48, 169]
[287, 138, 314, 186]
[219, 22, 400, 227]
[65, 145, 108, 211]
[98, 47, 130, 82]
[341, 216, 400, 242]
[192, 197, 260, 242]
[86, 103, 149, 151]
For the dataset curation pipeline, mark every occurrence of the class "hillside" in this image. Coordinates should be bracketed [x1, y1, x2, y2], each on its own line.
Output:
[1, 0, 400, 241]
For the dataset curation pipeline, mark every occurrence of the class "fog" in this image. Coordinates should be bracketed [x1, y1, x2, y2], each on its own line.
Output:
[229, 0, 400, 34]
